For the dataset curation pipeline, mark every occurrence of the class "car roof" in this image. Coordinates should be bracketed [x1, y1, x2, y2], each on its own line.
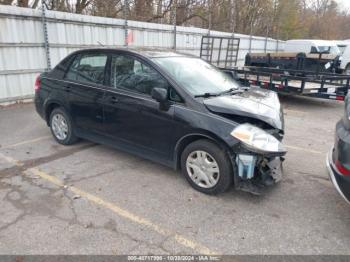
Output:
[72, 47, 191, 59]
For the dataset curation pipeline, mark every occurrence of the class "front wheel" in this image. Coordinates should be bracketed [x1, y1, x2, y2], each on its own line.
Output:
[181, 139, 233, 195]
[49, 107, 78, 145]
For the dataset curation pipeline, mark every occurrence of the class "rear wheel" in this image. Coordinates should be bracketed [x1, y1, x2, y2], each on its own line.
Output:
[181, 139, 233, 195]
[49, 107, 78, 145]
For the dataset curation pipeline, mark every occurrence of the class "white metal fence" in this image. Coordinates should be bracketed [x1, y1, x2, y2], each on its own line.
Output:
[0, 5, 285, 103]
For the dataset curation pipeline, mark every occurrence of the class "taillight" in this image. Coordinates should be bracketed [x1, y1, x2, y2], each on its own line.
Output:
[335, 160, 350, 176]
[34, 75, 41, 92]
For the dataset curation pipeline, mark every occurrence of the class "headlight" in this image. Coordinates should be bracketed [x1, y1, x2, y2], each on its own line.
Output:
[231, 123, 286, 154]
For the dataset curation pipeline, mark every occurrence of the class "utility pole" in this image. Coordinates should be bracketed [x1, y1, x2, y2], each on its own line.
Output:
[41, 0, 51, 70]
[276, 28, 279, 52]
[231, 0, 235, 38]
[249, 21, 253, 53]
[208, 0, 212, 36]
[173, 0, 177, 50]
[123, 0, 128, 47]
[264, 26, 269, 53]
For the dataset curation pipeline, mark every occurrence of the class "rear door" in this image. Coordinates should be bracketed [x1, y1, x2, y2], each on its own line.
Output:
[64, 52, 108, 135]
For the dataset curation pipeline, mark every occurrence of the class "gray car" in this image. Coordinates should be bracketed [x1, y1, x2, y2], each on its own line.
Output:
[327, 94, 350, 204]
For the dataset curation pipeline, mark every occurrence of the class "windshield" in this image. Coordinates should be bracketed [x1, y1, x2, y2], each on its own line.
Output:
[337, 45, 347, 54]
[152, 56, 240, 96]
[317, 45, 341, 55]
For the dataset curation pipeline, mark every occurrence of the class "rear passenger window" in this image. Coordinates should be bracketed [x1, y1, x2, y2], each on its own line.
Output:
[66, 54, 107, 85]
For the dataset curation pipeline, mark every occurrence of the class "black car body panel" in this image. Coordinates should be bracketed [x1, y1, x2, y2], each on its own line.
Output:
[203, 86, 284, 130]
[333, 121, 350, 168]
[35, 48, 286, 194]
[327, 154, 350, 204]
[327, 95, 350, 204]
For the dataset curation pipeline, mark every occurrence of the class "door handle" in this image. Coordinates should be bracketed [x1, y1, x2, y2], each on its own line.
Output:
[110, 96, 118, 104]
[65, 86, 71, 93]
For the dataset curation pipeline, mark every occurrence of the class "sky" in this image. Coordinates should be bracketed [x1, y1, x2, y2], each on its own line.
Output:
[336, 0, 350, 11]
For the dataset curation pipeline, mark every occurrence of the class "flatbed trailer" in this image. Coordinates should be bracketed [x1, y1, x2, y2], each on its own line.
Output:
[245, 52, 342, 74]
[222, 66, 350, 101]
[199, 35, 350, 101]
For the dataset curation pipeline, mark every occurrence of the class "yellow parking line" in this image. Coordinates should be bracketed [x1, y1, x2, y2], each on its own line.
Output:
[0, 152, 23, 166]
[1, 154, 217, 255]
[1, 135, 51, 149]
[285, 145, 323, 155]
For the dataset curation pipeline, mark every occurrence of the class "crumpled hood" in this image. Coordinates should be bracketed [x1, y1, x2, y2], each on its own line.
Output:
[203, 87, 284, 130]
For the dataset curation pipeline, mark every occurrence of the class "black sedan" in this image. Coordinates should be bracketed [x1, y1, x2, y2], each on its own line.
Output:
[327, 95, 350, 204]
[34, 48, 286, 195]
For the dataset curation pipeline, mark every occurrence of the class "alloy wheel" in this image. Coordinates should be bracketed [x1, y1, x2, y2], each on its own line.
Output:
[51, 113, 69, 141]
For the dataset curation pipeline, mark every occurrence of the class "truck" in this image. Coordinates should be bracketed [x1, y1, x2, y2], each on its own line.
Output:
[245, 39, 343, 74]
[335, 40, 350, 75]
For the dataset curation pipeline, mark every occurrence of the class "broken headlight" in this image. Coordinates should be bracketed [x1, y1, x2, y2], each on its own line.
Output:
[231, 123, 286, 154]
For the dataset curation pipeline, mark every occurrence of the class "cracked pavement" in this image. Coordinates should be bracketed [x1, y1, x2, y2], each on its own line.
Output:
[0, 96, 350, 255]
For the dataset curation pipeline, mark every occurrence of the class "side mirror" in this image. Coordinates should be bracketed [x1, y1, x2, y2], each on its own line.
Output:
[151, 88, 168, 103]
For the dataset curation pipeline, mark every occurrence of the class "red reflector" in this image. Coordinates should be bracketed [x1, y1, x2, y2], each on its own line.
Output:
[335, 160, 350, 176]
[34, 75, 41, 92]
[336, 96, 345, 101]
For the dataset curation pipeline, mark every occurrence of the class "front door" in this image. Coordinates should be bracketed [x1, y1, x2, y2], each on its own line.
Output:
[64, 52, 108, 135]
[103, 53, 178, 161]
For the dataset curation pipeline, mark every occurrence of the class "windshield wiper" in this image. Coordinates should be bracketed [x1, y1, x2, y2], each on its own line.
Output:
[195, 88, 245, 98]
[194, 92, 219, 98]
[219, 88, 244, 95]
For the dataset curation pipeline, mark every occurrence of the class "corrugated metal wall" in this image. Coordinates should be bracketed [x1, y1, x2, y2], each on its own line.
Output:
[0, 5, 285, 103]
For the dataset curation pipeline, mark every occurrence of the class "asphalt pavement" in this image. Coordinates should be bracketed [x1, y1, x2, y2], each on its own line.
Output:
[0, 96, 349, 255]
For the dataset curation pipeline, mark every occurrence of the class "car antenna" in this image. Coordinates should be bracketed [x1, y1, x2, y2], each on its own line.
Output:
[97, 41, 104, 47]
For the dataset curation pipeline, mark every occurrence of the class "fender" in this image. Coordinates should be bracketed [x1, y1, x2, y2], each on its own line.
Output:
[173, 131, 233, 170]
[43, 97, 70, 125]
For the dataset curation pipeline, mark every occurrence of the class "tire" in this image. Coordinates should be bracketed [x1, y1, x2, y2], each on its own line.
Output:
[49, 107, 78, 145]
[180, 139, 233, 195]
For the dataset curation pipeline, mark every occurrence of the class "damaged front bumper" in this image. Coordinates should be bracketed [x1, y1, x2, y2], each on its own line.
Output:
[229, 122, 286, 194]
[232, 152, 284, 195]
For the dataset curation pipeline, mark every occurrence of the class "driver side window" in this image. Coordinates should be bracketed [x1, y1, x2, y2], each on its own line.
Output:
[110, 54, 168, 96]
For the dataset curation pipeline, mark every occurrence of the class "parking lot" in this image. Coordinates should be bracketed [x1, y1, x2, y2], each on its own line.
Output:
[0, 96, 349, 255]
